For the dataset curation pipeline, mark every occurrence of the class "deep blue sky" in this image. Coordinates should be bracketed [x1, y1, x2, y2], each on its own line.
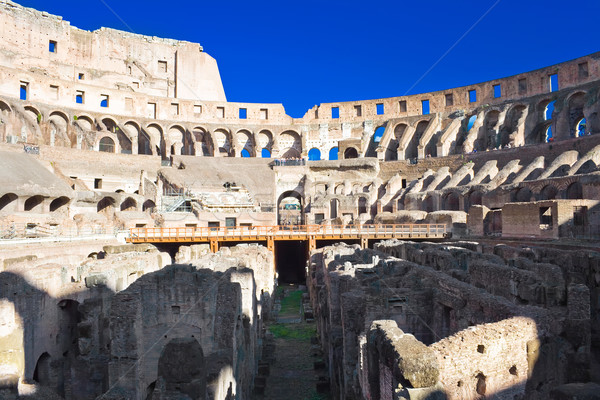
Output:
[18, 0, 600, 118]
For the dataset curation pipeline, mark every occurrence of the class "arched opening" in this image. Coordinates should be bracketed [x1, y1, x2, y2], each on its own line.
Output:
[97, 197, 116, 213]
[101, 118, 118, 133]
[566, 182, 583, 199]
[278, 191, 303, 225]
[279, 130, 302, 159]
[236, 129, 254, 157]
[33, 352, 52, 387]
[575, 160, 597, 174]
[157, 338, 206, 399]
[99, 137, 115, 153]
[539, 185, 558, 200]
[387, 124, 407, 161]
[328, 147, 339, 160]
[144, 124, 164, 157]
[308, 148, 321, 161]
[214, 129, 232, 156]
[24, 195, 44, 212]
[467, 115, 477, 131]
[24, 106, 41, 124]
[334, 184, 344, 195]
[241, 148, 251, 158]
[568, 92, 586, 138]
[49, 196, 70, 212]
[192, 127, 213, 156]
[0, 193, 18, 212]
[406, 121, 428, 160]
[257, 130, 273, 157]
[142, 200, 156, 212]
[344, 147, 358, 159]
[358, 197, 368, 214]
[513, 187, 533, 202]
[443, 192, 460, 211]
[120, 197, 137, 211]
[330, 198, 340, 219]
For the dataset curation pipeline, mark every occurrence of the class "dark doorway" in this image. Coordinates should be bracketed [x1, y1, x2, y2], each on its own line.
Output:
[275, 241, 307, 283]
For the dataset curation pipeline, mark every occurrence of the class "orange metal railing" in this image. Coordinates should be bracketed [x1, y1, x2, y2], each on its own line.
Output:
[127, 224, 447, 243]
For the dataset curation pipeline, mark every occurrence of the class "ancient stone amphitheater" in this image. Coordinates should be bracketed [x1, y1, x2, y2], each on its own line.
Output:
[0, 1, 599, 399]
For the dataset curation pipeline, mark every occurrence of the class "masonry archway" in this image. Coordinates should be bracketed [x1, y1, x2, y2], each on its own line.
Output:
[155, 338, 206, 400]
[344, 147, 358, 159]
[278, 191, 303, 225]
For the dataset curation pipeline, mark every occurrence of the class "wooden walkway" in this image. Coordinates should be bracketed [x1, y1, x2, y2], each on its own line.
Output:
[127, 224, 447, 252]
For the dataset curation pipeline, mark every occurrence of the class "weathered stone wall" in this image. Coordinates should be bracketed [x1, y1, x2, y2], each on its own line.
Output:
[308, 241, 592, 400]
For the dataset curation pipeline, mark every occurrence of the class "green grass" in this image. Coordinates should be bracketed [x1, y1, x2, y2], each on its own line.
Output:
[269, 323, 316, 341]
[279, 289, 303, 315]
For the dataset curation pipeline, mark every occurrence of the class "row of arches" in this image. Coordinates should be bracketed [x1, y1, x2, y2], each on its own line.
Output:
[0, 193, 70, 213]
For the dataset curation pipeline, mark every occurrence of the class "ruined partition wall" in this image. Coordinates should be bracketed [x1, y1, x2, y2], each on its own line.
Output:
[307, 241, 592, 400]
[105, 245, 275, 400]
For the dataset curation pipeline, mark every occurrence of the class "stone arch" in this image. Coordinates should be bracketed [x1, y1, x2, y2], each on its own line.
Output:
[575, 159, 597, 174]
[501, 104, 527, 146]
[213, 128, 233, 156]
[387, 123, 408, 161]
[192, 126, 213, 156]
[50, 196, 70, 212]
[0, 100, 12, 113]
[236, 129, 254, 157]
[99, 136, 115, 153]
[97, 196, 116, 213]
[167, 124, 188, 155]
[257, 130, 273, 156]
[344, 147, 359, 159]
[567, 91, 586, 137]
[539, 185, 559, 200]
[0, 193, 18, 212]
[279, 130, 302, 158]
[442, 192, 460, 211]
[334, 184, 344, 195]
[24, 195, 44, 212]
[513, 187, 533, 202]
[24, 105, 41, 123]
[100, 117, 119, 133]
[143, 199, 156, 212]
[475, 109, 500, 151]
[32, 352, 52, 386]
[120, 197, 137, 211]
[328, 147, 339, 160]
[48, 111, 71, 146]
[406, 120, 428, 160]
[74, 114, 94, 131]
[156, 338, 206, 400]
[566, 181, 583, 199]
[278, 190, 303, 225]
[145, 123, 164, 157]
[308, 148, 321, 161]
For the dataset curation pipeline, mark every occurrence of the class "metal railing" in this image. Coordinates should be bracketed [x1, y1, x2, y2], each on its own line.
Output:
[128, 223, 448, 242]
[0, 223, 125, 242]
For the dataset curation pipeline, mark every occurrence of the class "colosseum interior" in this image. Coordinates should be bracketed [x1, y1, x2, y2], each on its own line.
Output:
[0, 1, 599, 399]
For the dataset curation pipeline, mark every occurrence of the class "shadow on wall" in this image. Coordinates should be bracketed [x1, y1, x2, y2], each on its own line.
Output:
[0, 260, 270, 400]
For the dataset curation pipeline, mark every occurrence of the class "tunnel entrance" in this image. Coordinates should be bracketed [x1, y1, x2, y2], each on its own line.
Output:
[275, 241, 307, 284]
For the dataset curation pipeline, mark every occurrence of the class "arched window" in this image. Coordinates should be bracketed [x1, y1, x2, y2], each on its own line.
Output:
[99, 137, 115, 153]
[241, 148, 251, 158]
[329, 147, 338, 160]
[545, 126, 553, 143]
[261, 148, 271, 158]
[467, 115, 477, 131]
[308, 148, 321, 161]
[344, 147, 358, 159]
